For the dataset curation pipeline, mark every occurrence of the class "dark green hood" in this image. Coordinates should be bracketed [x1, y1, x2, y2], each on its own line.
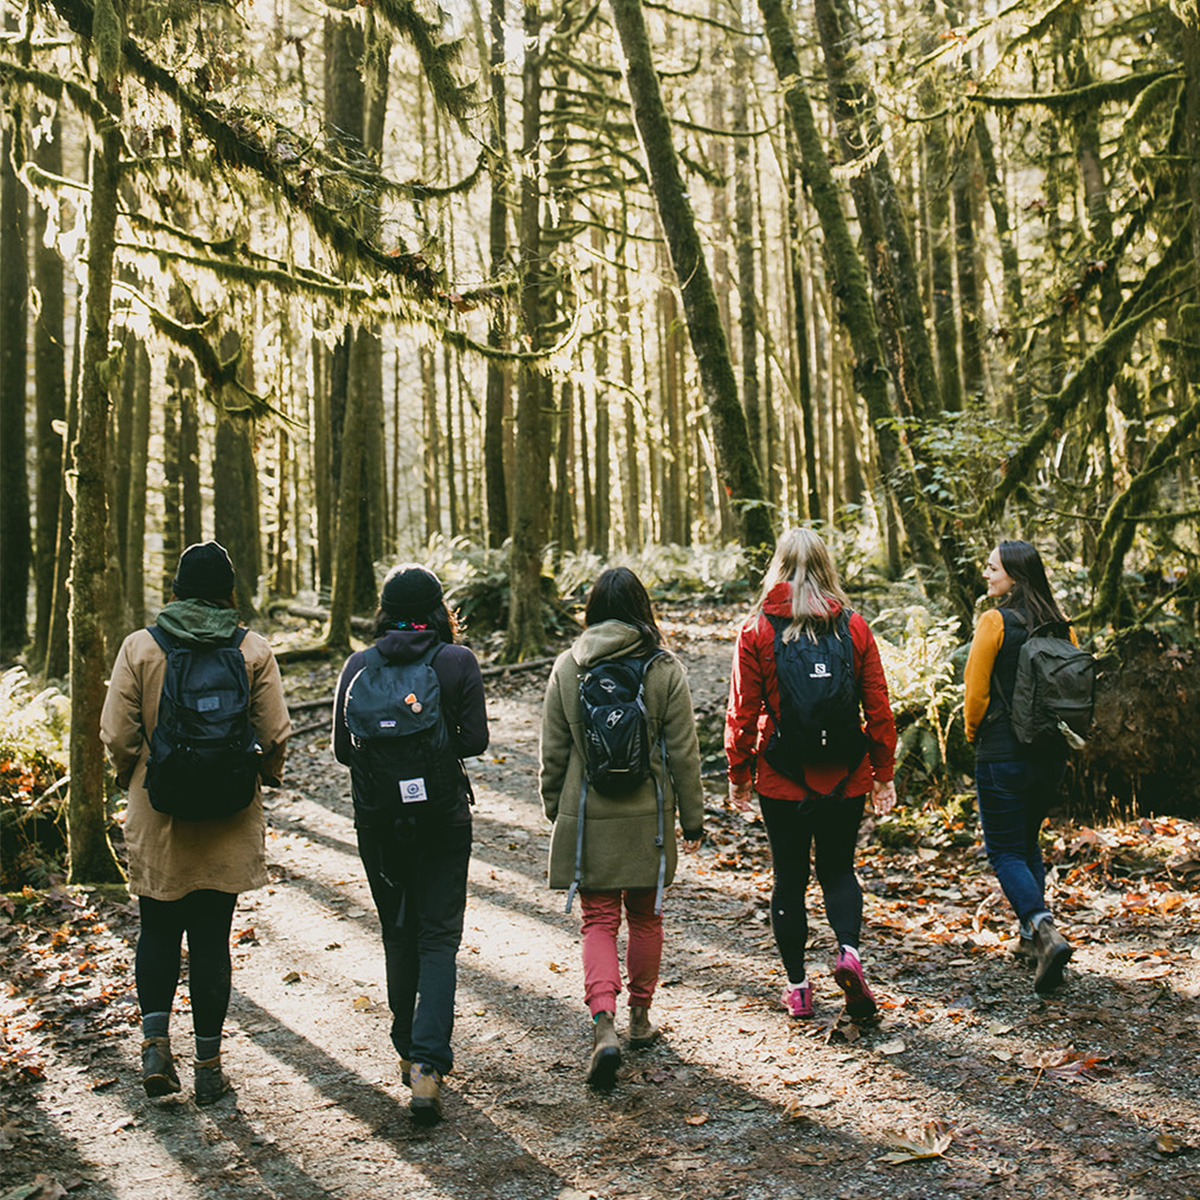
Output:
[155, 599, 242, 647]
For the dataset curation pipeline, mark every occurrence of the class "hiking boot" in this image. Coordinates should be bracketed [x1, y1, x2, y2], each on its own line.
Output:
[628, 1006, 660, 1048]
[193, 1054, 231, 1106]
[781, 984, 814, 1019]
[586, 1011, 621, 1089]
[833, 950, 877, 1021]
[1013, 934, 1037, 965]
[410, 1063, 443, 1125]
[141, 1037, 181, 1097]
[1033, 919, 1072, 994]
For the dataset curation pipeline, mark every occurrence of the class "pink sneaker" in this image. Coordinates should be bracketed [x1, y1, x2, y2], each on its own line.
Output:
[832, 950, 877, 1020]
[781, 984, 814, 1018]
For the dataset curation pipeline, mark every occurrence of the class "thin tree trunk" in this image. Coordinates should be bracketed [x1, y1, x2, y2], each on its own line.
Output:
[617, 259, 641, 550]
[123, 342, 151, 628]
[67, 120, 123, 884]
[32, 118, 66, 667]
[733, 36, 760, 472]
[610, 0, 773, 553]
[0, 81, 30, 659]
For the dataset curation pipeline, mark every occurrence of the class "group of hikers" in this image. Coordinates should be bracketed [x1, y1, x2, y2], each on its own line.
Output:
[100, 529, 1090, 1124]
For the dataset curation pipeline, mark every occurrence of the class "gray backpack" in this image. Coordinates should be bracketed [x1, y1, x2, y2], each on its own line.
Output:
[1009, 623, 1096, 749]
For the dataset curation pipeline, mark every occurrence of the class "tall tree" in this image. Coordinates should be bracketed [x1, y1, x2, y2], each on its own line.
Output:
[609, 0, 773, 553]
[0, 54, 30, 660]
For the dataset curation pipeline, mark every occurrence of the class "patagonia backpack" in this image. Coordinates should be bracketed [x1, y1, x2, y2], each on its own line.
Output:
[1006, 617, 1096, 749]
[144, 626, 262, 821]
[578, 650, 664, 796]
[762, 610, 868, 786]
[343, 643, 460, 821]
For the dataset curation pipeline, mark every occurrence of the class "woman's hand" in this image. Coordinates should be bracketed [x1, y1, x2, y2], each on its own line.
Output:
[871, 780, 897, 816]
[728, 781, 754, 812]
[682, 838, 702, 855]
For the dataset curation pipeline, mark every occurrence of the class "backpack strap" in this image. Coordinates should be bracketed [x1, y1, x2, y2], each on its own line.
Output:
[652, 733, 667, 916]
[146, 625, 172, 654]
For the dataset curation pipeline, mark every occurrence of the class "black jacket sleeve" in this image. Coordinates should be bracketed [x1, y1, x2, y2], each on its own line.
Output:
[331, 650, 366, 765]
[436, 645, 489, 759]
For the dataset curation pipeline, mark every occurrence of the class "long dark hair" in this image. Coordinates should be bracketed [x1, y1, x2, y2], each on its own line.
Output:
[372, 604, 458, 644]
[584, 567, 662, 649]
[996, 540, 1070, 630]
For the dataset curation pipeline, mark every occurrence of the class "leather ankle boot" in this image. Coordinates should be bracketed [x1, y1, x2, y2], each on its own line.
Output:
[586, 1011, 621, 1088]
[193, 1054, 231, 1106]
[410, 1063, 443, 1125]
[141, 1037, 181, 1097]
[1033, 919, 1072, 993]
[629, 1006, 659, 1048]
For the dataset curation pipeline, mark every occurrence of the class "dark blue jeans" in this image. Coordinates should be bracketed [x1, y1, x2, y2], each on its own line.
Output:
[975, 758, 1066, 925]
[357, 810, 472, 1076]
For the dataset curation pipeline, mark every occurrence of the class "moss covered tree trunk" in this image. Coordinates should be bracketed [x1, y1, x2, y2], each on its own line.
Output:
[67, 121, 123, 885]
[32, 118, 66, 669]
[757, 0, 938, 569]
[0, 78, 30, 661]
[609, 0, 772, 554]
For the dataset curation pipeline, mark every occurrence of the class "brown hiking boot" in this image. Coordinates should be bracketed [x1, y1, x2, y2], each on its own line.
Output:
[193, 1054, 231, 1106]
[410, 1063, 443, 1125]
[628, 1006, 659, 1048]
[586, 1011, 621, 1088]
[141, 1037, 181, 1097]
[1033, 919, 1072, 993]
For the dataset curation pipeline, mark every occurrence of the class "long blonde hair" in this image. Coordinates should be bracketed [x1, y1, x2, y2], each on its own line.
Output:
[752, 527, 850, 643]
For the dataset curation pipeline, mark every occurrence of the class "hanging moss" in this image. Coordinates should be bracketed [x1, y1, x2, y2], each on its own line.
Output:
[92, 0, 122, 90]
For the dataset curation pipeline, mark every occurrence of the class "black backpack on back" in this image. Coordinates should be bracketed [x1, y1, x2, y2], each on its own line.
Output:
[762, 611, 867, 788]
[1005, 616, 1096, 749]
[578, 650, 664, 796]
[144, 625, 262, 821]
[343, 643, 461, 822]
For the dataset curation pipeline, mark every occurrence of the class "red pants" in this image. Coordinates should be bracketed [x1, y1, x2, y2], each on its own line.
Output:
[579, 888, 663, 1016]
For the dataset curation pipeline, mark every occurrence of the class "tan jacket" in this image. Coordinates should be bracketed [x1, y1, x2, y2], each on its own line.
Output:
[100, 627, 291, 900]
[540, 621, 705, 891]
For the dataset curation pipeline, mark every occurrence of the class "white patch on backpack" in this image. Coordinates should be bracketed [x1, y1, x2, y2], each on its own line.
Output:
[197, 696, 220, 712]
[809, 663, 830, 679]
[379, 719, 397, 729]
[605, 710, 625, 728]
[399, 778, 429, 803]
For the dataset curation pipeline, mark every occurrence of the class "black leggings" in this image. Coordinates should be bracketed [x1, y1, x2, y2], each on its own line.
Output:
[136, 890, 238, 1037]
[759, 794, 866, 982]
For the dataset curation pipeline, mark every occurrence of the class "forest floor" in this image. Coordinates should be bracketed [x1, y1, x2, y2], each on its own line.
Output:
[3, 605, 1200, 1200]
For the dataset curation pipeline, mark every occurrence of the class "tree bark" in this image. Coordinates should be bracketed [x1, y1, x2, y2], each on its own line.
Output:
[609, 0, 772, 553]
[124, 342, 151, 628]
[0, 81, 30, 660]
[67, 121, 124, 885]
[32, 118, 66, 668]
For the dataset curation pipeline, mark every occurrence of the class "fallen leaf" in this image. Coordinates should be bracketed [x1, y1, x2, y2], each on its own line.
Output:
[107, 1116, 134, 1134]
[796, 1091, 835, 1108]
[1155, 1133, 1187, 1155]
[282, 970, 301, 984]
[879, 1122, 953, 1165]
[878, 1039, 907, 1056]
[352, 996, 372, 1010]
[685, 1113, 709, 1126]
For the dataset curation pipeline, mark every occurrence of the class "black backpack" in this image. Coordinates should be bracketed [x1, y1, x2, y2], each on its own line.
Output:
[144, 625, 262, 821]
[762, 611, 867, 788]
[578, 650, 664, 796]
[343, 643, 461, 821]
[1007, 619, 1096, 749]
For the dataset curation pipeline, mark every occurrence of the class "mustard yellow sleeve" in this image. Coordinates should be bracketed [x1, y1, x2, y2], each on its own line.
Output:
[963, 610, 1005, 743]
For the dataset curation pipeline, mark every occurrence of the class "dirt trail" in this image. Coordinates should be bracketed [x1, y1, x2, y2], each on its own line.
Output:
[3, 611, 1200, 1200]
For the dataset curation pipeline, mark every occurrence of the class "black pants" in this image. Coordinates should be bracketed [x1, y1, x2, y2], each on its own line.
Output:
[136, 890, 238, 1037]
[759, 794, 866, 982]
[357, 809, 472, 1077]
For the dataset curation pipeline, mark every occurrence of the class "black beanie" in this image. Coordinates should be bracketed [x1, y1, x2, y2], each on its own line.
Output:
[173, 541, 236, 601]
[380, 564, 444, 619]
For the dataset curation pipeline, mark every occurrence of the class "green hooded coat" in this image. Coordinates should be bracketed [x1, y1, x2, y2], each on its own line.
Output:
[540, 620, 705, 892]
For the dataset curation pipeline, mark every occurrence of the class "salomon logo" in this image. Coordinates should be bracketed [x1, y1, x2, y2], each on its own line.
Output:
[810, 663, 830, 679]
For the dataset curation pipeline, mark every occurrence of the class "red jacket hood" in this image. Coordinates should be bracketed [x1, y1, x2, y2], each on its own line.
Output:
[760, 581, 844, 621]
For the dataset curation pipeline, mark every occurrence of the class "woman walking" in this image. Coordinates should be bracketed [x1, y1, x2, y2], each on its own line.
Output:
[964, 540, 1077, 992]
[101, 541, 291, 1104]
[333, 565, 487, 1124]
[540, 567, 704, 1089]
[725, 529, 896, 1022]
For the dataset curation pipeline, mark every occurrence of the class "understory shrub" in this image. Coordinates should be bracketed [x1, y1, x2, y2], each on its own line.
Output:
[1, 669, 71, 889]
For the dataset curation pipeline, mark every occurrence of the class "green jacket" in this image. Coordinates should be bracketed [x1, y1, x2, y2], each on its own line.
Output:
[540, 620, 705, 891]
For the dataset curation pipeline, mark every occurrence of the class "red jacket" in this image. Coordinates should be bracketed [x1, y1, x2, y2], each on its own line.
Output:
[725, 583, 897, 800]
